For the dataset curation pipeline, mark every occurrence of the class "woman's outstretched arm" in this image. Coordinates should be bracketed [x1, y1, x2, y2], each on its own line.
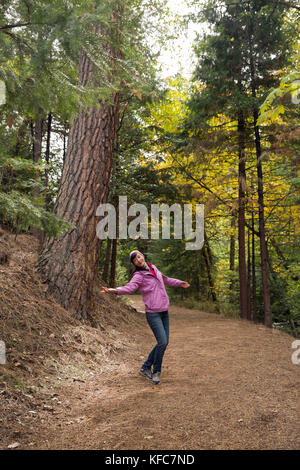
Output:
[162, 273, 190, 288]
[101, 273, 143, 295]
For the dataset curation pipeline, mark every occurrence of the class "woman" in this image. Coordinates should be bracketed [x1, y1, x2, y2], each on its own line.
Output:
[101, 250, 190, 385]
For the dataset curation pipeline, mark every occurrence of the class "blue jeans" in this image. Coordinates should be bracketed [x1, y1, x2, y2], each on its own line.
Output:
[142, 311, 169, 374]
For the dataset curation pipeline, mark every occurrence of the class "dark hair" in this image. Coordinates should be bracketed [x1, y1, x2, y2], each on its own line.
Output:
[130, 254, 149, 276]
[130, 251, 138, 263]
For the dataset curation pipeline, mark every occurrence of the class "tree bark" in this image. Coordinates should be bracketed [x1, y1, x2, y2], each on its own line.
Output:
[237, 111, 248, 319]
[31, 109, 44, 246]
[229, 213, 236, 299]
[251, 208, 257, 322]
[32, 111, 43, 198]
[247, 225, 252, 320]
[37, 45, 120, 321]
[229, 215, 236, 272]
[102, 238, 112, 283]
[14, 118, 30, 157]
[203, 242, 218, 306]
[109, 237, 117, 288]
[108, 190, 119, 288]
[39, 112, 52, 248]
[254, 112, 272, 327]
[63, 120, 68, 164]
[44, 112, 52, 211]
[247, 11, 272, 327]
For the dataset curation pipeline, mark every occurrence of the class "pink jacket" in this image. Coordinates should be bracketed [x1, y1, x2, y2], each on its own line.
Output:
[116, 263, 184, 313]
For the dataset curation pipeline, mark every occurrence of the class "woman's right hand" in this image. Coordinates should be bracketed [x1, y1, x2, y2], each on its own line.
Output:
[101, 286, 117, 294]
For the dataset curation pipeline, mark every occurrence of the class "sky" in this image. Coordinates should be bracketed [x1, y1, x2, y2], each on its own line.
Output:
[156, 0, 203, 80]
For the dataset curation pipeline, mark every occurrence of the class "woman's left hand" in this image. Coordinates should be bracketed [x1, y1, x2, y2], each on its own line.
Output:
[181, 282, 190, 288]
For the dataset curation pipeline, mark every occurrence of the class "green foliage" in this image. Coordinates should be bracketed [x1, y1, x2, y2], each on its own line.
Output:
[257, 15, 300, 125]
[0, 190, 75, 236]
[0, 0, 170, 242]
[0, 0, 168, 123]
[188, 0, 291, 125]
[258, 70, 300, 124]
[0, 155, 75, 236]
[275, 261, 300, 336]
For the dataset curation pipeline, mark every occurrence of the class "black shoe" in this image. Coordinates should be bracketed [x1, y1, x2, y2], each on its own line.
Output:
[152, 372, 161, 385]
[139, 368, 152, 380]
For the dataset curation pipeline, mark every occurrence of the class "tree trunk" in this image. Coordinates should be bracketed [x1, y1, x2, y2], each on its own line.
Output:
[37, 45, 120, 321]
[203, 242, 217, 306]
[229, 215, 236, 272]
[247, 225, 252, 320]
[229, 213, 236, 299]
[237, 111, 248, 319]
[33, 114, 43, 197]
[108, 189, 119, 288]
[248, 6, 272, 327]
[195, 273, 200, 300]
[63, 120, 68, 164]
[205, 229, 214, 267]
[31, 110, 44, 246]
[39, 112, 52, 248]
[32, 110, 43, 172]
[14, 118, 30, 157]
[271, 237, 289, 270]
[102, 238, 112, 283]
[44, 112, 52, 211]
[109, 237, 117, 288]
[251, 209, 257, 322]
[254, 112, 272, 327]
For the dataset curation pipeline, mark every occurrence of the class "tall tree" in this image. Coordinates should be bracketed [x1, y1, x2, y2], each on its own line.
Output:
[244, 0, 291, 326]
[36, 4, 122, 320]
[36, 0, 163, 320]
[185, 0, 292, 326]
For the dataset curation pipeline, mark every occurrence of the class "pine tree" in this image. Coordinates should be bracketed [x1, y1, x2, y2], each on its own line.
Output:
[36, 0, 165, 320]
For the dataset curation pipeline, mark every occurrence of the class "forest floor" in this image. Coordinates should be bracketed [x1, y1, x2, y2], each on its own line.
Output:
[0, 229, 299, 450]
[29, 296, 299, 450]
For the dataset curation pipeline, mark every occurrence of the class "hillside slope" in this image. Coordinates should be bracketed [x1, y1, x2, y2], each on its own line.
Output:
[0, 227, 143, 448]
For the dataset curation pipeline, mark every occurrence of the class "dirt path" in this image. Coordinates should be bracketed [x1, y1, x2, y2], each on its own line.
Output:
[25, 296, 299, 450]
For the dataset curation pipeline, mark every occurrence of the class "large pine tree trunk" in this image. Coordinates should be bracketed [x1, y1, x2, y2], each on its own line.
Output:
[36, 47, 120, 321]
[237, 112, 248, 319]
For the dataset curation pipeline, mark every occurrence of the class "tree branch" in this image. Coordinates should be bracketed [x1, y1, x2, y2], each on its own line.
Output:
[0, 21, 57, 31]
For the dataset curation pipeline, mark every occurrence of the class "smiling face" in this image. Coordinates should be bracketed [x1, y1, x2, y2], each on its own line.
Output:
[133, 252, 146, 268]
